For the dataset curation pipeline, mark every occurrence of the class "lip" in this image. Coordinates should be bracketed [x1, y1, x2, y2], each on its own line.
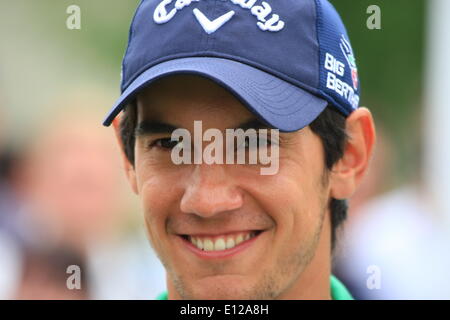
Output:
[177, 231, 264, 260]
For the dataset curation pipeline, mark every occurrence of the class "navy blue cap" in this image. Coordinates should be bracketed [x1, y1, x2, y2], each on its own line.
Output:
[103, 0, 360, 131]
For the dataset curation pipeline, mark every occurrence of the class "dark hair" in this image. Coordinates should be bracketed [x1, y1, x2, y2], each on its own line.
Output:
[119, 102, 348, 252]
[309, 107, 349, 253]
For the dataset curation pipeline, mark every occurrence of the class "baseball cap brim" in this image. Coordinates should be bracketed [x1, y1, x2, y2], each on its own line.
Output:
[102, 57, 327, 132]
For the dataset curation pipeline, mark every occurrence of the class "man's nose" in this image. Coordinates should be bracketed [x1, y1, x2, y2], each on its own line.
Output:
[180, 164, 244, 218]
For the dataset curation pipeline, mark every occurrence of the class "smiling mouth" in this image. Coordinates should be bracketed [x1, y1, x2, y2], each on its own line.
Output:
[179, 230, 263, 252]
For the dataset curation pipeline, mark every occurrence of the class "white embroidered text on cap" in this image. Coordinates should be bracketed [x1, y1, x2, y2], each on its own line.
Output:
[153, 0, 285, 33]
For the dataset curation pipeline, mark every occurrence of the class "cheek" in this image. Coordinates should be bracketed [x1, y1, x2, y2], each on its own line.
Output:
[135, 158, 184, 248]
[244, 154, 327, 250]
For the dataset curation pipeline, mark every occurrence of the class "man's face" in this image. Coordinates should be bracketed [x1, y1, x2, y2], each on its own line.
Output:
[131, 74, 332, 299]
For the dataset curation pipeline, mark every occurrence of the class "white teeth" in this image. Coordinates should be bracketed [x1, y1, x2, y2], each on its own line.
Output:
[203, 239, 214, 251]
[226, 238, 235, 249]
[188, 232, 258, 251]
[214, 238, 226, 251]
[196, 238, 204, 250]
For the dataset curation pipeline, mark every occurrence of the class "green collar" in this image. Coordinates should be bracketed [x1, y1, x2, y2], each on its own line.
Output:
[156, 275, 353, 300]
[330, 274, 354, 300]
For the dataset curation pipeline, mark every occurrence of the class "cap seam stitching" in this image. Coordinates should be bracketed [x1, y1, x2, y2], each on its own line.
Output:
[314, 0, 322, 91]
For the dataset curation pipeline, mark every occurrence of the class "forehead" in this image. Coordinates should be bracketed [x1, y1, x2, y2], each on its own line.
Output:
[136, 74, 255, 126]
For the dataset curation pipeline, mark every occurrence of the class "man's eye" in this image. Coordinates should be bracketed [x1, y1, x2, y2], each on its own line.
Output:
[151, 138, 180, 150]
[257, 137, 272, 148]
[239, 136, 272, 149]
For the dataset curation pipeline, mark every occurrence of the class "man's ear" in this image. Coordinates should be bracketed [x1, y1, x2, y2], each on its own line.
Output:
[330, 107, 376, 200]
[112, 116, 139, 195]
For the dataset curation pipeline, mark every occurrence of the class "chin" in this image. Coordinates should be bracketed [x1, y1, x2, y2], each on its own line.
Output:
[180, 275, 275, 300]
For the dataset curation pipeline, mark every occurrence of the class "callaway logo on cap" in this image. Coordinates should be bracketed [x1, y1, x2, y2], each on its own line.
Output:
[103, 0, 360, 131]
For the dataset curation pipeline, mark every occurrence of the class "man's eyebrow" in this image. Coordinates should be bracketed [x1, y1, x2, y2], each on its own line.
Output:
[232, 119, 274, 131]
[135, 120, 180, 137]
[135, 118, 273, 136]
